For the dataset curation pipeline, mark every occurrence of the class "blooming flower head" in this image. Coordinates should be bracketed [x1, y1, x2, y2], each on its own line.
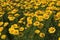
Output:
[33, 21, 40, 26]
[3, 22, 9, 27]
[0, 27, 3, 32]
[8, 15, 15, 21]
[39, 32, 45, 38]
[48, 27, 56, 33]
[13, 30, 19, 35]
[58, 37, 60, 40]
[19, 27, 24, 31]
[58, 23, 60, 27]
[35, 29, 40, 34]
[0, 22, 3, 26]
[1, 34, 7, 39]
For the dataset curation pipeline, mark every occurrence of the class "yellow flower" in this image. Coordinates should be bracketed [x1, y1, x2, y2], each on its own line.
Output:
[56, 1, 60, 6]
[54, 15, 60, 20]
[36, 16, 43, 21]
[35, 10, 44, 15]
[46, 6, 55, 10]
[55, 12, 60, 20]
[9, 27, 19, 35]
[41, 5, 46, 7]
[33, 5, 38, 9]
[20, 17, 25, 21]
[41, 0, 47, 5]
[39, 32, 45, 38]
[30, 13, 35, 17]
[16, 3, 21, 7]
[8, 15, 15, 21]
[48, 2, 55, 7]
[1, 34, 7, 39]
[19, 27, 24, 31]
[45, 10, 52, 15]
[12, 3, 17, 6]
[0, 15, 3, 17]
[35, 30, 40, 34]
[3, 22, 9, 27]
[27, 17, 32, 24]
[0, 7, 2, 11]
[6, 6, 11, 11]
[26, 24, 31, 28]
[11, 24, 19, 28]
[0, 12, 4, 15]
[24, 12, 30, 16]
[27, 17, 32, 21]
[14, 13, 20, 17]
[27, 20, 32, 24]
[18, 20, 23, 23]
[48, 27, 56, 33]
[33, 21, 40, 26]
[43, 14, 49, 19]
[38, 23, 44, 29]
[35, 10, 41, 17]
[9, 28, 15, 34]
[11, 9, 18, 14]
[0, 27, 3, 32]
[58, 23, 60, 27]
[13, 30, 19, 35]
[1, 2, 7, 7]
[56, 12, 60, 18]
[58, 37, 60, 40]
[35, 0, 41, 5]
[0, 21, 3, 26]
[10, 6, 13, 9]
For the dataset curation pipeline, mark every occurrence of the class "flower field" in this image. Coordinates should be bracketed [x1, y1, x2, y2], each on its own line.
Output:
[0, 0, 60, 40]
